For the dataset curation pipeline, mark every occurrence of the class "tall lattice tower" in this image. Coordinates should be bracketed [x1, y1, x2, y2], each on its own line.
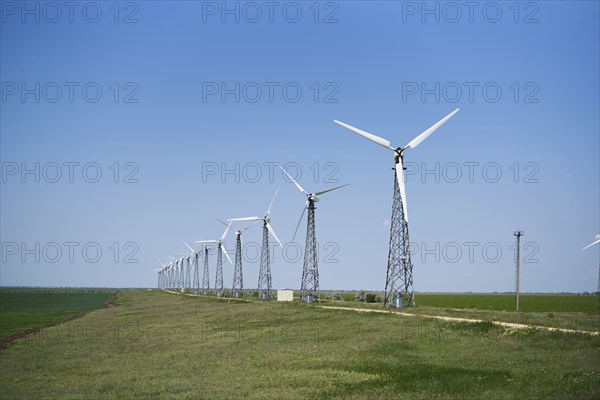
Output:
[257, 220, 273, 300]
[203, 247, 210, 295]
[170, 264, 175, 289]
[178, 261, 184, 291]
[192, 253, 200, 294]
[301, 201, 319, 303]
[232, 231, 244, 297]
[184, 256, 191, 291]
[384, 166, 414, 308]
[215, 244, 224, 296]
[597, 262, 600, 313]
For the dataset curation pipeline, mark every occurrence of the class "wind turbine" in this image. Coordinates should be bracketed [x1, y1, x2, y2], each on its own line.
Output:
[278, 163, 349, 304]
[183, 241, 201, 294]
[196, 220, 233, 296]
[159, 260, 171, 289]
[226, 219, 259, 298]
[582, 233, 600, 311]
[334, 108, 459, 308]
[177, 257, 185, 292]
[228, 188, 284, 300]
[154, 263, 164, 289]
[168, 256, 178, 290]
[178, 251, 192, 293]
[164, 262, 171, 290]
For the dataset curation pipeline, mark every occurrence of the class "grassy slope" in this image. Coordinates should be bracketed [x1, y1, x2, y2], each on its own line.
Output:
[0, 292, 117, 339]
[0, 291, 598, 399]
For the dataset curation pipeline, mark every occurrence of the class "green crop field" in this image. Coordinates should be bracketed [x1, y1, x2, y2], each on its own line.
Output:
[320, 291, 598, 312]
[414, 293, 597, 313]
[0, 290, 598, 399]
[0, 289, 117, 340]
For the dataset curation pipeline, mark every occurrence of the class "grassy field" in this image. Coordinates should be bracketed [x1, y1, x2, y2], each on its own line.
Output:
[0, 289, 117, 340]
[415, 293, 597, 313]
[0, 290, 598, 399]
[320, 292, 598, 313]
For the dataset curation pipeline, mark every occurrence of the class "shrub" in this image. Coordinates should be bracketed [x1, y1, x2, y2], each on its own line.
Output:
[355, 290, 366, 302]
[365, 293, 377, 303]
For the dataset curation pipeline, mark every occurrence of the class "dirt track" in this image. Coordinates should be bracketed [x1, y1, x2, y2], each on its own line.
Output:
[317, 305, 600, 336]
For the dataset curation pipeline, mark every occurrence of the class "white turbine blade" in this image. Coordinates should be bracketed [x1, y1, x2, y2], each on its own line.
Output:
[183, 241, 195, 253]
[266, 186, 280, 217]
[168, 256, 176, 261]
[266, 221, 283, 248]
[395, 161, 408, 223]
[292, 202, 308, 242]
[229, 216, 261, 221]
[196, 240, 218, 244]
[221, 243, 233, 264]
[314, 183, 351, 196]
[277, 163, 308, 195]
[220, 220, 232, 241]
[582, 239, 600, 250]
[334, 120, 394, 150]
[404, 108, 459, 149]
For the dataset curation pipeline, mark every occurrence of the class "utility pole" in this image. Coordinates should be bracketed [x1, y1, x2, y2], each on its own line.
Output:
[514, 230, 524, 312]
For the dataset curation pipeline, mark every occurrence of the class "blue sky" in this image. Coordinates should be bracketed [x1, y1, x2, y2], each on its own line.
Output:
[1, 1, 598, 292]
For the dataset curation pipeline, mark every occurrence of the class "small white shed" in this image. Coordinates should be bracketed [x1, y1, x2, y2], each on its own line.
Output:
[277, 289, 294, 302]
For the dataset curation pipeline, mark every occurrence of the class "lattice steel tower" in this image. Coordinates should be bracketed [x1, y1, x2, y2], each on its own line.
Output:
[192, 253, 200, 294]
[184, 256, 191, 291]
[178, 261, 184, 291]
[203, 247, 210, 295]
[257, 220, 273, 300]
[232, 231, 244, 297]
[215, 245, 224, 296]
[384, 165, 415, 308]
[301, 201, 320, 303]
[170, 264, 175, 289]
[597, 262, 600, 313]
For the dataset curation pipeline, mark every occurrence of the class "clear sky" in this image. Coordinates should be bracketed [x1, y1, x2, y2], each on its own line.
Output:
[1, 1, 598, 292]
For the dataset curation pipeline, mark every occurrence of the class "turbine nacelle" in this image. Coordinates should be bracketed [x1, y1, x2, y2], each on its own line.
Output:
[308, 194, 320, 202]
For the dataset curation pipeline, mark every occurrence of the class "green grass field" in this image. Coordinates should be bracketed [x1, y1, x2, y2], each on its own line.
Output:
[415, 293, 597, 313]
[0, 290, 117, 340]
[321, 292, 598, 313]
[0, 290, 598, 399]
